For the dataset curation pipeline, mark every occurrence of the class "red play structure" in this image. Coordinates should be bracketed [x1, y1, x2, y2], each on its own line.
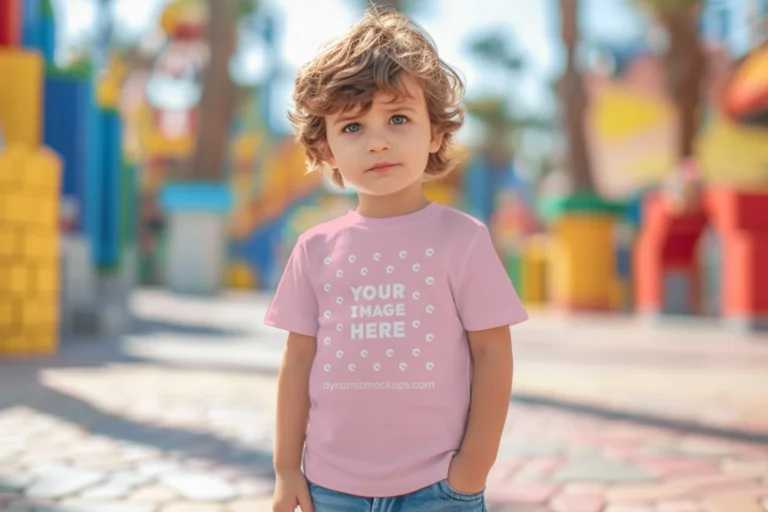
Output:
[634, 188, 768, 330]
[0, 1, 21, 46]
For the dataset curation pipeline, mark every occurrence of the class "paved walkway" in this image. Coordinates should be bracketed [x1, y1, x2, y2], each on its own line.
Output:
[0, 289, 765, 511]
[510, 309, 768, 438]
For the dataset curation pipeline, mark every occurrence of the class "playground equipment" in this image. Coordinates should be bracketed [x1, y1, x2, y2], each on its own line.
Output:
[538, 194, 626, 311]
[0, 145, 61, 357]
[635, 187, 768, 331]
[0, 0, 136, 358]
[0, 1, 61, 356]
[722, 44, 768, 127]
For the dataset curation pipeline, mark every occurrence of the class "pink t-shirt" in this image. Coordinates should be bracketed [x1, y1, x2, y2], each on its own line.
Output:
[264, 202, 528, 497]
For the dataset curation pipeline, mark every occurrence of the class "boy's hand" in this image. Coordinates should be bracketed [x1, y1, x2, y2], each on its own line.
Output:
[447, 451, 488, 494]
[273, 469, 314, 512]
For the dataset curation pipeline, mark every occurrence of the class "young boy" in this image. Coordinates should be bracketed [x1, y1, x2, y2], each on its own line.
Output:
[265, 6, 528, 511]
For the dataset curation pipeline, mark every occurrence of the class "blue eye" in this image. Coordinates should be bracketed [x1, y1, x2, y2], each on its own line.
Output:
[343, 123, 362, 133]
[391, 115, 408, 125]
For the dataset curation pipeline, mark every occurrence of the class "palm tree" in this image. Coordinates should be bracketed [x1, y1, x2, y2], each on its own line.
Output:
[468, 30, 525, 96]
[556, 0, 595, 193]
[468, 31, 524, 73]
[465, 30, 533, 163]
[187, 0, 259, 181]
[632, 0, 706, 163]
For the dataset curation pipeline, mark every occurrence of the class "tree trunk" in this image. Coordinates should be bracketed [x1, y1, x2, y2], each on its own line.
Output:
[660, 6, 706, 160]
[557, 0, 594, 194]
[187, 0, 238, 181]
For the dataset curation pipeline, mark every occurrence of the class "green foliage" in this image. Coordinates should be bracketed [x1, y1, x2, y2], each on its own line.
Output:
[631, 0, 704, 17]
[233, 0, 259, 17]
[45, 58, 95, 80]
[467, 31, 524, 73]
[41, 0, 54, 16]
[465, 95, 554, 135]
[465, 96, 513, 127]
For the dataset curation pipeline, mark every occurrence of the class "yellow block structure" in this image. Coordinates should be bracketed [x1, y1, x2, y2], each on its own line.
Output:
[520, 235, 549, 306]
[227, 260, 258, 290]
[548, 214, 618, 311]
[0, 145, 62, 356]
[0, 49, 43, 148]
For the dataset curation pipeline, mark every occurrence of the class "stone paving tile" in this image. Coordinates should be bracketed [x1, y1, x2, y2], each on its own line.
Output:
[160, 471, 238, 501]
[127, 484, 179, 504]
[486, 482, 561, 505]
[25, 465, 105, 500]
[656, 501, 703, 511]
[160, 503, 225, 511]
[227, 498, 273, 511]
[549, 491, 604, 512]
[56, 501, 157, 512]
[603, 506, 656, 512]
[704, 497, 766, 511]
[552, 454, 656, 483]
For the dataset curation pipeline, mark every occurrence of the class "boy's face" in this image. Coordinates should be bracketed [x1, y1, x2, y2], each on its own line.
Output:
[323, 74, 443, 197]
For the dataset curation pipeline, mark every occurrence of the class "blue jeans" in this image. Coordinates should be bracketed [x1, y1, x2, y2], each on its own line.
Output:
[307, 479, 487, 511]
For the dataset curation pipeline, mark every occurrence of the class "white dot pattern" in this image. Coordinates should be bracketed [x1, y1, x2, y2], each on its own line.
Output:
[320, 247, 441, 376]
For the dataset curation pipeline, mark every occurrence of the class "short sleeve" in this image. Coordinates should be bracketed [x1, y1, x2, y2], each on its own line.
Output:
[263, 236, 319, 337]
[454, 226, 528, 331]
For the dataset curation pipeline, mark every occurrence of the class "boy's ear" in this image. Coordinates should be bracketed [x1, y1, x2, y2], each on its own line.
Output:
[429, 127, 444, 153]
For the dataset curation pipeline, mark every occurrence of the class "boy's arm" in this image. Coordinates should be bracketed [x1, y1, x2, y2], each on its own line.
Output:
[274, 332, 316, 473]
[449, 325, 513, 491]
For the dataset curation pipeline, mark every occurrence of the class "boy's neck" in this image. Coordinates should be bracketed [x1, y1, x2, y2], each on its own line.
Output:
[355, 181, 429, 219]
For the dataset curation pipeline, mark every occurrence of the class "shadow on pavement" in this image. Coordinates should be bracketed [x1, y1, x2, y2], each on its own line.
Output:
[513, 395, 768, 445]
[129, 316, 253, 339]
[0, 311, 279, 483]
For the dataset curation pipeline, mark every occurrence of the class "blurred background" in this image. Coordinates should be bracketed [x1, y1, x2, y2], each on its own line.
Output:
[1, 0, 768, 510]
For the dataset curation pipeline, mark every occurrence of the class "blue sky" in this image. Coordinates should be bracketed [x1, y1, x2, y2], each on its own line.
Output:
[50, 0, 755, 136]
[50, 0, 645, 106]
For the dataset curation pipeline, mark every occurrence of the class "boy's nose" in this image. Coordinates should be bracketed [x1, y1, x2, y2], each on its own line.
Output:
[366, 133, 391, 153]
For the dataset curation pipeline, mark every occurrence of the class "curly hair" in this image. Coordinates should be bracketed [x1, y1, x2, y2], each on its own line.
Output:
[288, 5, 465, 187]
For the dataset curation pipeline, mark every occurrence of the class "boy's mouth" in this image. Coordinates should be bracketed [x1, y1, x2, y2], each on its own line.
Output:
[367, 162, 398, 172]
